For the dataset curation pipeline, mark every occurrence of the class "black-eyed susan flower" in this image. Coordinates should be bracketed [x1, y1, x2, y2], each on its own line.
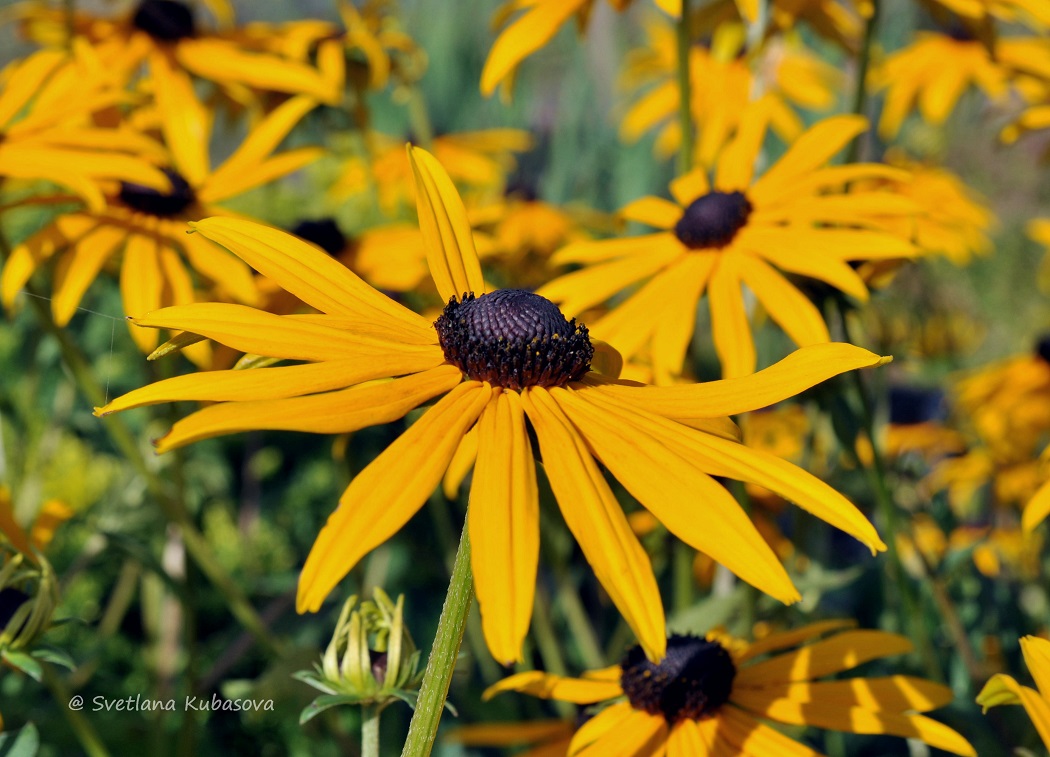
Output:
[978, 635, 1050, 750]
[0, 46, 170, 211]
[14, 0, 340, 103]
[485, 623, 975, 756]
[694, 0, 868, 52]
[872, 30, 1050, 139]
[539, 111, 917, 379]
[1, 78, 320, 366]
[620, 19, 842, 166]
[96, 146, 888, 665]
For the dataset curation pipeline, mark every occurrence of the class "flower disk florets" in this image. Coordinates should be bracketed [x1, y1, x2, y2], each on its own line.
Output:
[674, 191, 752, 250]
[620, 634, 737, 723]
[119, 168, 196, 217]
[435, 289, 593, 390]
[132, 0, 196, 41]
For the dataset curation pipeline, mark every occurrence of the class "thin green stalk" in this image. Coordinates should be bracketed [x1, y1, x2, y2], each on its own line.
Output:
[731, 480, 758, 635]
[64, 0, 76, 49]
[676, 0, 694, 176]
[554, 570, 605, 671]
[406, 87, 434, 150]
[401, 521, 473, 757]
[530, 585, 572, 719]
[42, 665, 111, 757]
[845, 0, 880, 163]
[1, 252, 283, 657]
[672, 541, 694, 613]
[361, 704, 380, 757]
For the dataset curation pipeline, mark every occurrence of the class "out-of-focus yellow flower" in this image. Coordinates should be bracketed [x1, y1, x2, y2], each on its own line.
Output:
[978, 636, 1050, 749]
[1029, 219, 1050, 292]
[872, 31, 1050, 139]
[621, 19, 843, 166]
[0, 487, 73, 560]
[13, 0, 341, 102]
[1, 78, 320, 366]
[540, 111, 917, 378]
[695, 0, 869, 51]
[896, 516, 1042, 579]
[0, 46, 170, 211]
[97, 146, 889, 665]
[925, 0, 1050, 29]
[856, 152, 995, 265]
[330, 130, 533, 215]
[487, 623, 975, 756]
[445, 719, 575, 757]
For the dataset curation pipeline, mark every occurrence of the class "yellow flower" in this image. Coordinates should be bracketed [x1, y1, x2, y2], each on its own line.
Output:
[330, 130, 533, 215]
[694, 0, 869, 51]
[13, 0, 340, 102]
[621, 19, 842, 166]
[0, 487, 73, 560]
[872, 32, 1050, 139]
[1, 76, 320, 366]
[927, 0, 1050, 29]
[540, 112, 916, 378]
[445, 719, 575, 757]
[978, 635, 1050, 750]
[1029, 219, 1050, 292]
[96, 146, 888, 665]
[486, 623, 975, 756]
[0, 46, 170, 212]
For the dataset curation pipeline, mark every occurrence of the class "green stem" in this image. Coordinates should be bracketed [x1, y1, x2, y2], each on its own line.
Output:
[401, 521, 473, 757]
[845, 0, 880, 163]
[42, 665, 111, 757]
[406, 87, 434, 150]
[675, 0, 694, 176]
[0, 243, 283, 658]
[672, 541, 694, 614]
[64, 0, 76, 50]
[361, 703, 380, 757]
[731, 480, 758, 634]
[555, 570, 604, 671]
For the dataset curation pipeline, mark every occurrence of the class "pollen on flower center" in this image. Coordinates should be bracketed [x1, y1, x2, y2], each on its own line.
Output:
[435, 289, 594, 390]
[620, 634, 736, 723]
[119, 168, 196, 217]
[674, 191, 753, 250]
[132, 0, 196, 42]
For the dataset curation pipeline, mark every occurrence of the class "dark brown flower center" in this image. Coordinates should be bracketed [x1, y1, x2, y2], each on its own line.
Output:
[435, 289, 593, 390]
[620, 635, 736, 723]
[132, 0, 196, 42]
[889, 386, 946, 425]
[119, 168, 196, 217]
[292, 218, 348, 256]
[674, 191, 752, 250]
[1037, 335, 1050, 365]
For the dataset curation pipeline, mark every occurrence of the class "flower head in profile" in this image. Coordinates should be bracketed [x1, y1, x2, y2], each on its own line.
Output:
[1, 76, 320, 366]
[540, 110, 917, 379]
[978, 635, 1050, 750]
[486, 622, 975, 756]
[97, 145, 887, 665]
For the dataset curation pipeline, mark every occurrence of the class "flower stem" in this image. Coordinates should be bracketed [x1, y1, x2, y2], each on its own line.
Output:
[676, 0, 694, 176]
[401, 520, 473, 757]
[43, 665, 111, 757]
[361, 703, 380, 757]
[845, 0, 880, 163]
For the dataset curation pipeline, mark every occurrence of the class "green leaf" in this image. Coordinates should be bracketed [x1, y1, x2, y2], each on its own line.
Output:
[0, 722, 39, 757]
[2, 650, 42, 682]
[30, 646, 76, 671]
[298, 694, 363, 725]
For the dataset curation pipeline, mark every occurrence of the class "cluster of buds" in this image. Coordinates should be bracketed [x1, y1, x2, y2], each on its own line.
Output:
[295, 588, 422, 722]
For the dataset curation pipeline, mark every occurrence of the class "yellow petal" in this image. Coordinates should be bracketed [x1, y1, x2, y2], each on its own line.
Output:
[752, 115, 869, 199]
[198, 148, 325, 204]
[739, 256, 830, 349]
[96, 349, 444, 415]
[297, 381, 493, 612]
[1021, 636, 1050, 700]
[719, 707, 821, 757]
[470, 391, 539, 665]
[567, 703, 632, 755]
[154, 364, 463, 452]
[480, 0, 585, 96]
[588, 343, 888, 419]
[482, 671, 622, 704]
[620, 196, 683, 229]
[1023, 479, 1050, 532]
[738, 620, 857, 662]
[407, 145, 485, 302]
[50, 223, 127, 326]
[1, 214, 97, 309]
[189, 217, 432, 338]
[522, 388, 666, 661]
[574, 706, 667, 757]
[669, 169, 711, 206]
[120, 233, 163, 355]
[178, 226, 259, 306]
[737, 630, 912, 685]
[554, 388, 800, 604]
[709, 256, 756, 379]
[150, 48, 211, 188]
[0, 50, 66, 130]
[732, 675, 953, 714]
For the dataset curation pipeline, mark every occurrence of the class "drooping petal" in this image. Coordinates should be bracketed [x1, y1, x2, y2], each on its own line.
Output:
[522, 388, 666, 661]
[297, 381, 493, 612]
[0, 214, 97, 309]
[574, 707, 667, 757]
[198, 148, 324, 204]
[482, 671, 623, 704]
[407, 145, 485, 301]
[620, 195, 683, 229]
[737, 620, 856, 662]
[708, 255, 756, 379]
[43, 224, 126, 326]
[1022, 479, 1050, 532]
[977, 674, 1050, 748]
[150, 48, 210, 188]
[96, 349, 444, 415]
[732, 676, 953, 714]
[469, 391, 539, 665]
[567, 703, 632, 754]
[121, 232, 164, 354]
[585, 343, 888, 419]
[738, 255, 830, 349]
[553, 387, 800, 604]
[718, 707, 823, 757]
[1021, 637, 1050, 700]
[736, 630, 912, 685]
[153, 364, 463, 452]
